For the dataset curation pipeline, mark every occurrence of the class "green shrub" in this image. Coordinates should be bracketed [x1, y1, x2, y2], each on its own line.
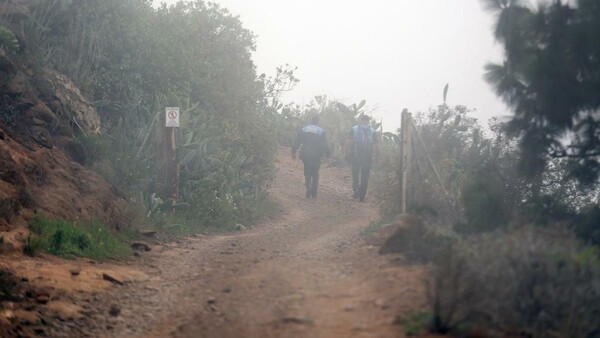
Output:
[398, 311, 433, 336]
[457, 172, 509, 233]
[23, 234, 43, 257]
[147, 195, 279, 238]
[27, 215, 131, 260]
[427, 227, 600, 337]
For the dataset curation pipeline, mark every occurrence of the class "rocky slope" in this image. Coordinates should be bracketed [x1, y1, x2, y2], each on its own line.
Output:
[0, 44, 128, 250]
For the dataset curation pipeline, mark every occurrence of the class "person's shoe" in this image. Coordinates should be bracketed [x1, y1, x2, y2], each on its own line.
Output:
[359, 195, 366, 202]
[352, 191, 359, 199]
[306, 190, 311, 198]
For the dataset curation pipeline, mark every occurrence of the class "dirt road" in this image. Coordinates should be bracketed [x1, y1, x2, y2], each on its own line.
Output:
[55, 149, 427, 337]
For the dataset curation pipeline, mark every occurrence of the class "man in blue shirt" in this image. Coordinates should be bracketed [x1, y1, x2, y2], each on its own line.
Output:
[292, 116, 331, 199]
[347, 115, 377, 202]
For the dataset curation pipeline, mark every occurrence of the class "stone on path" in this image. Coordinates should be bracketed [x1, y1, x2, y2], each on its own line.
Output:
[234, 224, 247, 231]
[35, 293, 50, 304]
[282, 316, 314, 325]
[131, 241, 151, 252]
[102, 273, 124, 286]
[108, 304, 121, 317]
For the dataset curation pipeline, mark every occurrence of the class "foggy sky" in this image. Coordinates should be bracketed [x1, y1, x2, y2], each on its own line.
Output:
[155, 0, 509, 131]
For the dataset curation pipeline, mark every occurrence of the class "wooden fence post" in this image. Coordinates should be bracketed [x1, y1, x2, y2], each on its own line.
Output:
[399, 109, 412, 214]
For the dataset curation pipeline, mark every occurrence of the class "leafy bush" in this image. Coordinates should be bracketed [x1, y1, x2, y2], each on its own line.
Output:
[427, 227, 600, 337]
[398, 311, 433, 336]
[23, 234, 42, 257]
[456, 172, 509, 233]
[27, 215, 131, 259]
[174, 105, 276, 227]
[145, 194, 278, 239]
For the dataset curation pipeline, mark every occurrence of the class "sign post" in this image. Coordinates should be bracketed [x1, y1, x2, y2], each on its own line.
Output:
[163, 107, 180, 209]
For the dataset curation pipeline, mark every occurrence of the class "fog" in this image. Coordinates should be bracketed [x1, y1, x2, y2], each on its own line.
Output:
[1, 1, 598, 336]
[155, 0, 508, 130]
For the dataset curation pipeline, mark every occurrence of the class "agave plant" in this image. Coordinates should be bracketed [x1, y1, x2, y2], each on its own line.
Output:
[0, 26, 19, 53]
[337, 99, 365, 117]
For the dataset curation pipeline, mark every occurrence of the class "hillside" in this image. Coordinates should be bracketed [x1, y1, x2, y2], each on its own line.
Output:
[0, 45, 128, 251]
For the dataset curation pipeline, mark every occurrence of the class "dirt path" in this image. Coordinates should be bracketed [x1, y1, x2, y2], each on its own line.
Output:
[54, 149, 427, 337]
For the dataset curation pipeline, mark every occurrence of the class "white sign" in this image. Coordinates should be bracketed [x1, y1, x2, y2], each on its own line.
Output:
[165, 107, 180, 128]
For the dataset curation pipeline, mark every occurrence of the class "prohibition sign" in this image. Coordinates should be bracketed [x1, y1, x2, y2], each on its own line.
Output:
[165, 107, 180, 128]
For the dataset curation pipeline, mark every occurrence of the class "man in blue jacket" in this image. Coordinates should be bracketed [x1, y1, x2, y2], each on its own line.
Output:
[347, 114, 377, 202]
[292, 116, 331, 199]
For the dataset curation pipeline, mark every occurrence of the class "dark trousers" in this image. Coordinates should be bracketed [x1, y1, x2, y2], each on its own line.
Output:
[352, 153, 372, 201]
[302, 157, 321, 198]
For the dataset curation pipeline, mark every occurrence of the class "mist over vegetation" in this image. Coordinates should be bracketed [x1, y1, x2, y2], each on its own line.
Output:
[369, 1, 600, 336]
[1, 0, 599, 337]
[2, 0, 290, 230]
